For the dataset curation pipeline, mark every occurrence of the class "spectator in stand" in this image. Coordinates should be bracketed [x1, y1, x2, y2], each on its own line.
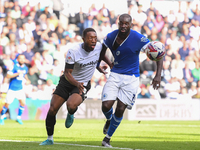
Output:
[177, 87, 192, 100]
[189, 19, 200, 41]
[148, 84, 161, 100]
[170, 54, 184, 80]
[99, 3, 110, 18]
[91, 19, 104, 42]
[146, 2, 157, 17]
[137, 84, 151, 99]
[22, 2, 32, 17]
[162, 60, 171, 83]
[133, 4, 147, 29]
[41, 6, 51, 19]
[3, 1, 10, 14]
[11, 5, 21, 20]
[140, 57, 157, 78]
[35, 3, 43, 19]
[51, 59, 63, 77]
[191, 61, 200, 82]
[166, 31, 180, 60]
[191, 6, 200, 24]
[27, 66, 39, 86]
[188, 82, 197, 97]
[19, 22, 33, 44]
[193, 87, 200, 99]
[49, 13, 59, 31]
[22, 42, 34, 67]
[164, 77, 180, 99]
[52, 0, 64, 20]
[181, 26, 190, 41]
[167, 10, 176, 24]
[88, 4, 98, 18]
[142, 11, 155, 36]
[16, 13, 27, 29]
[183, 60, 194, 85]
[154, 15, 165, 33]
[9, 22, 20, 43]
[75, 7, 87, 36]
[109, 11, 117, 26]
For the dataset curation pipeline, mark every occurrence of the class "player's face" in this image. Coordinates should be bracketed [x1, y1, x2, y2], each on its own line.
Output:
[118, 17, 132, 34]
[83, 31, 97, 52]
[17, 55, 25, 65]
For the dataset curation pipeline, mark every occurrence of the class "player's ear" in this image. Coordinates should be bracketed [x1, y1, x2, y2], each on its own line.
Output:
[131, 23, 134, 28]
[82, 37, 85, 42]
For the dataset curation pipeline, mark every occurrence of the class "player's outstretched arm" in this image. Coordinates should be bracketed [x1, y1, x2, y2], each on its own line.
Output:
[151, 57, 164, 90]
[6, 71, 21, 79]
[96, 43, 113, 74]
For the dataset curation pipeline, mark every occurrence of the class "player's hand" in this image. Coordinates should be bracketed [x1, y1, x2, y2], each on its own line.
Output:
[77, 82, 84, 95]
[151, 75, 161, 90]
[97, 65, 108, 74]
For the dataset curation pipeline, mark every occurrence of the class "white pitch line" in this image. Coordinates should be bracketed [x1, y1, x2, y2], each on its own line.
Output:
[136, 124, 200, 127]
[0, 139, 133, 150]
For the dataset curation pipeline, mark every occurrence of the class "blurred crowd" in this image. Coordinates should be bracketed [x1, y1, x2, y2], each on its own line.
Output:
[0, 0, 200, 100]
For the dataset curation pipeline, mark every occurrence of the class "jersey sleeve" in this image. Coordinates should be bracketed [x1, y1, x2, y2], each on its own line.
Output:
[139, 34, 150, 53]
[141, 42, 149, 53]
[65, 49, 75, 65]
[103, 36, 109, 48]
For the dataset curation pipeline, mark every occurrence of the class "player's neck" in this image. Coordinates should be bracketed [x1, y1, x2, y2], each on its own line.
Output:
[118, 30, 130, 40]
[82, 43, 91, 52]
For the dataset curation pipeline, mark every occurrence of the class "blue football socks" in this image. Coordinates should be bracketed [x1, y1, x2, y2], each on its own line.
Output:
[18, 105, 25, 117]
[107, 114, 123, 137]
[1, 106, 8, 118]
[103, 107, 113, 120]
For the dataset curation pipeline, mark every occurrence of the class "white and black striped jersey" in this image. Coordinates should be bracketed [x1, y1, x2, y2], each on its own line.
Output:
[65, 42, 102, 86]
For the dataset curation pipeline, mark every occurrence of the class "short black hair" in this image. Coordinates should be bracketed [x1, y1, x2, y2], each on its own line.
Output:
[119, 14, 132, 23]
[82, 28, 96, 38]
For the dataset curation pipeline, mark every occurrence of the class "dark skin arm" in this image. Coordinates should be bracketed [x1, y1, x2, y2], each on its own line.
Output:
[64, 67, 84, 95]
[96, 44, 113, 74]
[152, 57, 163, 90]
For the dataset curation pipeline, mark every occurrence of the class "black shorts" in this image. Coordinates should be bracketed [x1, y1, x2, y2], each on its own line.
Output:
[53, 75, 91, 101]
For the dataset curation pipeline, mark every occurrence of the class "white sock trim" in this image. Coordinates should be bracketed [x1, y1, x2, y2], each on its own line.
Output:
[106, 134, 111, 139]
[17, 116, 21, 119]
[47, 135, 53, 141]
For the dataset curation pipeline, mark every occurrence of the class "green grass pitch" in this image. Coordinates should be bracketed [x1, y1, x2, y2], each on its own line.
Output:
[0, 119, 200, 150]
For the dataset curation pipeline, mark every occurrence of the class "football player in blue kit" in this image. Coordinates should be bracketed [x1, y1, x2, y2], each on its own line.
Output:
[0, 54, 29, 125]
[99, 14, 164, 147]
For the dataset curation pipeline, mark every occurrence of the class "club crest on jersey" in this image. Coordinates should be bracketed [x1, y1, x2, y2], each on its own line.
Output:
[116, 51, 120, 56]
[103, 93, 108, 99]
[141, 36, 148, 42]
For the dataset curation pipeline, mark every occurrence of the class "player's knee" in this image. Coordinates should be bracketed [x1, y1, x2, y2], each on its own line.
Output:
[19, 100, 26, 106]
[102, 102, 111, 112]
[115, 107, 125, 117]
[67, 101, 77, 110]
[48, 106, 58, 116]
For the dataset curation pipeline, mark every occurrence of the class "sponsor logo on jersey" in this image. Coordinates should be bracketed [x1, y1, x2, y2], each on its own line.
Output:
[141, 36, 148, 42]
[66, 56, 71, 62]
[80, 60, 98, 68]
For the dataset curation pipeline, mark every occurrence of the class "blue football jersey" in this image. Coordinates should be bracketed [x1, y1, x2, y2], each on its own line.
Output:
[8, 63, 28, 91]
[103, 29, 150, 77]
